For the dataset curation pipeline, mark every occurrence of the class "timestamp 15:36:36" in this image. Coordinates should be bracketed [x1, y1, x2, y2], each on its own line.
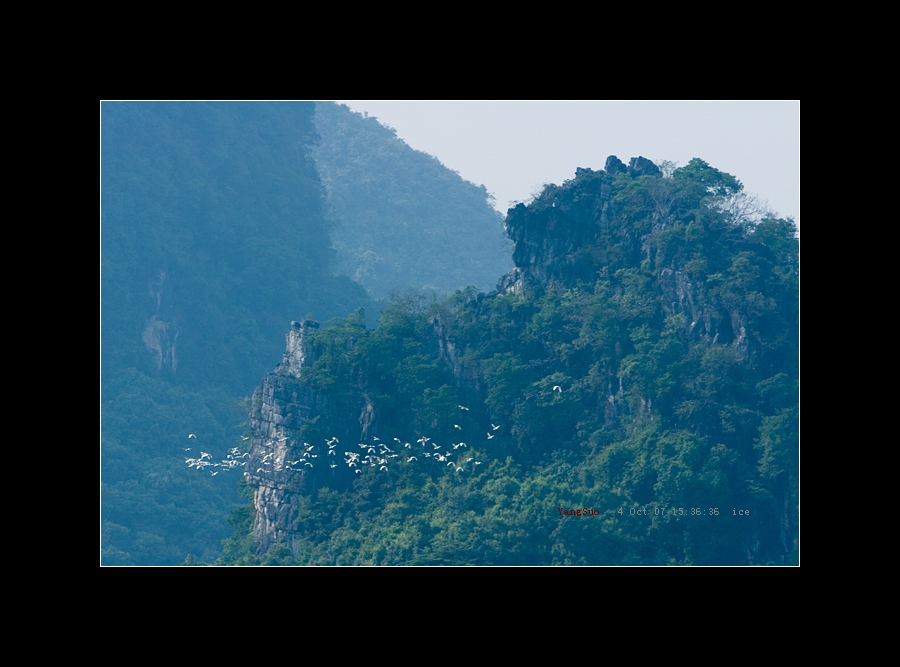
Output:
[619, 507, 751, 516]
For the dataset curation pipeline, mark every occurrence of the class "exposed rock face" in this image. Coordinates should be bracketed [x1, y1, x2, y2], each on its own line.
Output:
[246, 320, 326, 554]
[245, 319, 372, 554]
[604, 155, 627, 175]
[498, 155, 752, 362]
[656, 267, 743, 353]
[276, 319, 319, 378]
[500, 156, 626, 289]
[627, 156, 661, 178]
[243, 154, 790, 559]
[495, 266, 525, 294]
[142, 315, 178, 371]
[142, 270, 179, 372]
[599, 155, 660, 178]
[246, 376, 326, 552]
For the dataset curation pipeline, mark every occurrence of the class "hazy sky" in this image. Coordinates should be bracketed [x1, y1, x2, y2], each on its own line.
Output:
[338, 101, 799, 225]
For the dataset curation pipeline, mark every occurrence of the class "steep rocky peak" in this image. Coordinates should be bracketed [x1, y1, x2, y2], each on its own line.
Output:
[604, 155, 628, 175]
[500, 155, 657, 291]
[275, 319, 319, 378]
[603, 155, 661, 178]
[626, 156, 662, 178]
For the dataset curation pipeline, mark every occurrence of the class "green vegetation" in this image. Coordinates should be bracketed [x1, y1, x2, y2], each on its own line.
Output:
[220, 158, 798, 566]
[101, 102, 520, 565]
[101, 102, 374, 565]
[312, 102, 512, 299]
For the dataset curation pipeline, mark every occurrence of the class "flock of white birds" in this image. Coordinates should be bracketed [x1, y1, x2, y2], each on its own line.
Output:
[184, 444, 250, 476]
[184, 406, 495, 478]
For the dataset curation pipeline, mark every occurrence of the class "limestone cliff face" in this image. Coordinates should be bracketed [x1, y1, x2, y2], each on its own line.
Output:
[499, 157, 657, 291]
[498, 155, 746, 357]
[245, 320, 325, 553]
[246, 311, 485, 554]
[245, 319, 375, 554]
[242, 156, 792, 560]
[656, 267, 749, 359]
[142, 270, 179, 372]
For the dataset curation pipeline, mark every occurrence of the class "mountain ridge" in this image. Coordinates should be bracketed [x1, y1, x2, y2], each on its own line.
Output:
[221, 155, 799, 565]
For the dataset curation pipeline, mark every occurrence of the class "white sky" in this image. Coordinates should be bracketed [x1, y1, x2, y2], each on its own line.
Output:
[337, 101, 799, 225]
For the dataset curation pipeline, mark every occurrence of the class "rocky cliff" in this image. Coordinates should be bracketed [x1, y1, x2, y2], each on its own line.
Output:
[501, 156, 658, 290]
[245, 319, 379, 553]
[500, 155, 758, 357]
[238, 155, 798, 564]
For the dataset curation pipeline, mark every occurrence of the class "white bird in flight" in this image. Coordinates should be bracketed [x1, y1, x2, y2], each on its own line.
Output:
[553, 386, 562, 392]
[188, 434, 197, 439]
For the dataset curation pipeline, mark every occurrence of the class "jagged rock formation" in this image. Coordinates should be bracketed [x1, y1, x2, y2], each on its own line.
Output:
[245, 313, 476, 554]
[603, 155, 661, 178]
[101, 102, 378, 566]
[246, 321, 321, 553]
[276, 319, 319, 378]
[246, 319, 375, 553]
[501, 160, 633, 287]
[238, 155, 798, 565]
[499, 155, 754, 356]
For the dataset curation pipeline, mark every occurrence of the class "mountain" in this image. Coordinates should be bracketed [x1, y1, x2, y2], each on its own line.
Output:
[101, 102, 518, 565]
[312, 102, 512, 300]
[101, 102, 375, 565]
[220, 156, 799, 566]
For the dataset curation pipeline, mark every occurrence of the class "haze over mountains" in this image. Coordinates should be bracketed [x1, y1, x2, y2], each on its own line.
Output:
[100, 102, 511, 565]
[217, 154, 798, 565]
[101, 102, 798, 566]
[312, 102, 512, 299]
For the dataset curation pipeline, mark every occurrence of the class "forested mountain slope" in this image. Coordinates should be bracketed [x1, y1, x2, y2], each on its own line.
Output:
[220, 156, 799, 566]
[101, 103, 374, 565]
[101, 102, 520, 566]
[312, 102, 512, 299]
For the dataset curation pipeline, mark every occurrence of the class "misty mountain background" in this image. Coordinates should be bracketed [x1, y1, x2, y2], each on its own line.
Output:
[100, 101, 510, 565]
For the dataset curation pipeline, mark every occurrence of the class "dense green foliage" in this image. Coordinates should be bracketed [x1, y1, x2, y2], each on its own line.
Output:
[101, 103, 375, 565]
[312, 102, 512, 299]
[101, 102, 525, 565]
[220, 159, 798, 566]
